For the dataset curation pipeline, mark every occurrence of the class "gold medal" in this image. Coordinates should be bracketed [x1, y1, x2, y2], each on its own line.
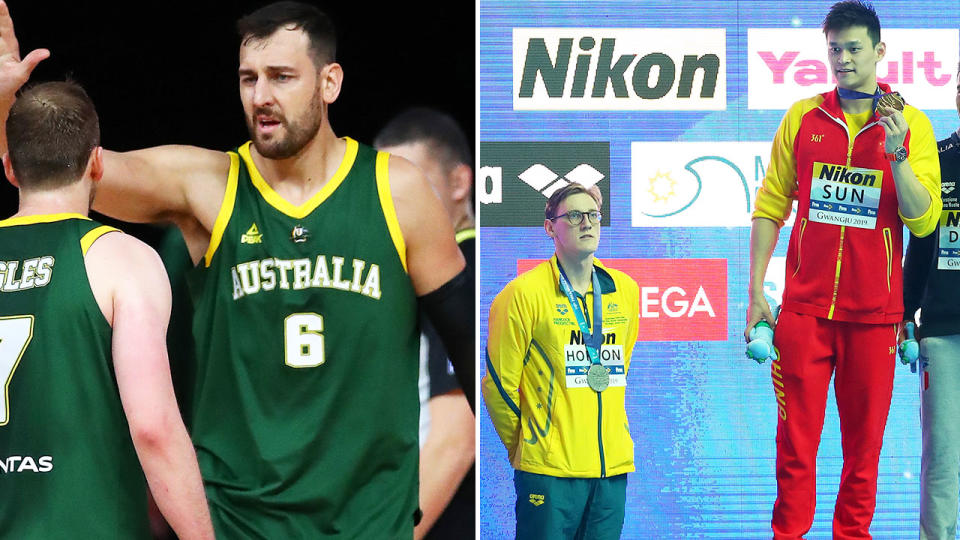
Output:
[876, 92, 905, 116]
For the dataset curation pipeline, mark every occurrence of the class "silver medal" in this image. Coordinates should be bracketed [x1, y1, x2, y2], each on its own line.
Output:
[587, 363, 609, 392]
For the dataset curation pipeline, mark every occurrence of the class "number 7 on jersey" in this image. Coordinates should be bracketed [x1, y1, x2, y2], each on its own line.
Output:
[0, 315, 34, 426]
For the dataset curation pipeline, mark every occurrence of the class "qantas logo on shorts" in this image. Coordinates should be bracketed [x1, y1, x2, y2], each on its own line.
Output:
[0, 455, 53, 473]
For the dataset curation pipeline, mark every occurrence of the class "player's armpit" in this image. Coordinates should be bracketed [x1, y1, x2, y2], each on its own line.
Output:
[386, 155, 466, 294]
[420, 267, 475, 411]
[93, 145, 230, 230]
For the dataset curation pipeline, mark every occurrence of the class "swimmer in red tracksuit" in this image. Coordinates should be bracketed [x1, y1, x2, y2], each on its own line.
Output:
[745, 2, 941, 538]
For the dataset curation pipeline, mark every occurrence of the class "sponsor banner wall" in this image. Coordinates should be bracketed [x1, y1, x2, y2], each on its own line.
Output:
[513, 28, 727, 111]
[748, 28, 959, 110]
[481, 2, 960, 538]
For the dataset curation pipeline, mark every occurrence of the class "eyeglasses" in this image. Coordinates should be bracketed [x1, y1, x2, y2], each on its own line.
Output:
[549, 210, 602, 226]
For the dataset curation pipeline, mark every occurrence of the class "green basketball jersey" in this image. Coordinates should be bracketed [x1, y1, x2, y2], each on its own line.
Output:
[0, 213, 149, 539]
[188, 138, 420, 538]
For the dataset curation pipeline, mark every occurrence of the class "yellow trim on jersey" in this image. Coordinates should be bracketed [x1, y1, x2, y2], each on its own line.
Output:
[455, 228, 476, 245]
[238, 138, 358, 219]
[204, 152, 241, 268]
[376, 151, 408, 273]
[0, 213, 89, 228]
[80, 225, 121, 256]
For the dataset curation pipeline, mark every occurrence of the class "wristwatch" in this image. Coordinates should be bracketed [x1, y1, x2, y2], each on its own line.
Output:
[885, 145, 908, 163]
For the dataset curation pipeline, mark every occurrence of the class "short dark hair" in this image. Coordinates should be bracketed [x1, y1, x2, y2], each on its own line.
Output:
[237, 1, 337, 67]
[823, 1, 881, 46]
[6, 81, 100, 191]
[545, 183, 602, 221]
[373, 107, 472, 172]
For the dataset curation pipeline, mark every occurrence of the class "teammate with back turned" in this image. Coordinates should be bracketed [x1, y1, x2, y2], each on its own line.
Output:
[0, 49, 213, 540]
[0, 1, 474, 538]
[746, 1, 941, 538]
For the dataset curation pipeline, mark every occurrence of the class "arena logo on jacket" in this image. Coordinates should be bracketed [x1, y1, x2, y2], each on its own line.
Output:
[748, 28, 958, 110]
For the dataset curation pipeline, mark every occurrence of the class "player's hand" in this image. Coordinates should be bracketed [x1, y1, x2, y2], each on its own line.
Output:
[877, 107, 907, 153]
[745, 293, 775, 342]
[896, 319, 911, 346]
[0, 1, 48, 103]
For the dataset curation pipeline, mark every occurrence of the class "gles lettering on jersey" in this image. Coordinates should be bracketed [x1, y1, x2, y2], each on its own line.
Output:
[0, 256, 54, 293]
[0, 455, 53, 474]
[231, 255, 381, 300]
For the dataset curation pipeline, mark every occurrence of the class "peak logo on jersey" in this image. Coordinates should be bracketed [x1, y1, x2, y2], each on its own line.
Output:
[0, 455, 53, 474]
[748, 28, 958, 110]
[479, 142, 610, 227]
[529, 493, 545, 506]
[514, 28, 726, 110]
[0, 256, 54, 293]
[241, 223, 263, 244]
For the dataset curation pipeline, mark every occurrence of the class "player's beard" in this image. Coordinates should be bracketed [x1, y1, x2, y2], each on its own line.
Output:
[247, 86, 323, 160]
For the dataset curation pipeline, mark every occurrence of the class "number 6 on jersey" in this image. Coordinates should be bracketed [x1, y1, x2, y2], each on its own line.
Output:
[1, 315, 34, 426]
[285, 313, 325, 368]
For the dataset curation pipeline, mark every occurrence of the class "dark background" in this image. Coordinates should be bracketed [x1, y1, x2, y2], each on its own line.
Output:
[0, 0, 475, 238]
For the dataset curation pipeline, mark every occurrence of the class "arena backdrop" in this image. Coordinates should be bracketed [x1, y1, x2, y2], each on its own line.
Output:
[478, 1, 960, 538]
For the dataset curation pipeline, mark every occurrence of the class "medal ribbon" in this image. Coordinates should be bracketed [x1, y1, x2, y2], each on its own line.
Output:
[557, 262, 603, 366]
[836, 86, 895, 113]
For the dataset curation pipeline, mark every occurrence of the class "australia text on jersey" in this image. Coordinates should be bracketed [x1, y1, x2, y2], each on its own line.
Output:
[231, 255, 382, 300]
[0, 256, 54, 292]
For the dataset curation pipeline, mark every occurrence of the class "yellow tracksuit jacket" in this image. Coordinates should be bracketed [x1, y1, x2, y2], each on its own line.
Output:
[482, 256, 639, 478]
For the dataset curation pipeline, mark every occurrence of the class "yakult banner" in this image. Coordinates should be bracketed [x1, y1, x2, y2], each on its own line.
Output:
[748, 28, 958, 110]
[631, 141, 798, 227]
[513, 28, 727, 110]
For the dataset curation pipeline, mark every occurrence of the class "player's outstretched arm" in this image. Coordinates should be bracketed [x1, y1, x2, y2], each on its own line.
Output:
[414, 390, 475, 540]
[85, 232, 214, 540]
[93, 146, 230, 229]
[388, 155, 476, 410]
[0, 1, 49, 153]
[0, 1, 228, 240]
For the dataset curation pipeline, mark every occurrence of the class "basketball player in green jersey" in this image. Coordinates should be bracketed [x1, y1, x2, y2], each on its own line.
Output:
[0, 2, 473, 538]
[0, 79, 214, 537]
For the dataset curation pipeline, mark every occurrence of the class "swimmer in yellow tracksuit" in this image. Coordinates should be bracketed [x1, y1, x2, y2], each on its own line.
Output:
[482, 183, 639, 540]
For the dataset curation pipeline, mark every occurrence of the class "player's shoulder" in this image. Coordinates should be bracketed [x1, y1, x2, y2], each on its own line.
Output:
[784, 94, 825, 122]
[902, 101, 934, 127]
[494, 260, 553, 306]
[594, 261, 639, 298]
[85, 229, 164, 275]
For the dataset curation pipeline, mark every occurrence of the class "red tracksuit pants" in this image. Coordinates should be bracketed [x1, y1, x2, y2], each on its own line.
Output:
[770, 311, 897, 539]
